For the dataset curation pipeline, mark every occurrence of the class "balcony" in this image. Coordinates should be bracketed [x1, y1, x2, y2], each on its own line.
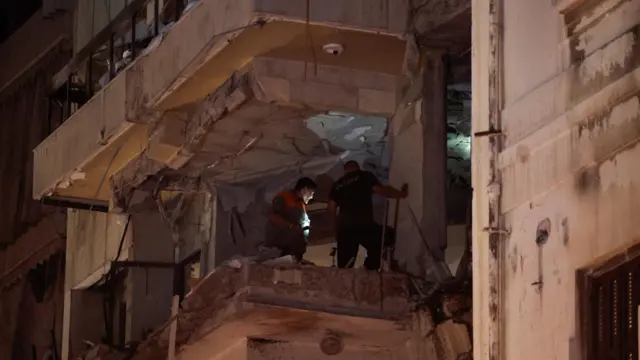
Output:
[33, 0, 409, 206]
[132, 264, 412, 360]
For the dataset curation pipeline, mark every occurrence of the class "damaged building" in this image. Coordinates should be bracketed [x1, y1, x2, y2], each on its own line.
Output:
[0, 0, 637, 359]
[0, 0, 636, 359]
[0, 1, 72, 359]
[473, 0, 640, 359]
[27, 0, 474, 359]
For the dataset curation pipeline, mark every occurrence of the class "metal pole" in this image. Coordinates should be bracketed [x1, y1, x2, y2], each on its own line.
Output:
[174, 0, 183, 22]
[85, 53, 93, 96]
[379, 200, 389, 272]
[108, 33, 115, 80]
[46, 96, 53, 135]
[65, 75, 71, 119]
[154, 0, 160, 36]
[131, 11, 137, 58]
[167, 246, 180, 360]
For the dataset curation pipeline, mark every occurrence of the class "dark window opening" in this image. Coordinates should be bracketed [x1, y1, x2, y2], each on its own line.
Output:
[585, 251, 640, 360]
[0, 0, 43, 44]
[27, 252, 63, 303]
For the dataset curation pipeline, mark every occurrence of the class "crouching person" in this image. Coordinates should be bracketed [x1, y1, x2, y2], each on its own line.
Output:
[257, 177, 317, 263]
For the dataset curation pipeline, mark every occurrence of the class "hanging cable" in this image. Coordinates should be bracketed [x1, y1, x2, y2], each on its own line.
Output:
[304, 0, 318, 80]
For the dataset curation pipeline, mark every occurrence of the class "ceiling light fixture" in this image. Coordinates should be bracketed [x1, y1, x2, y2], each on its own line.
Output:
[322, 43, 344, 56]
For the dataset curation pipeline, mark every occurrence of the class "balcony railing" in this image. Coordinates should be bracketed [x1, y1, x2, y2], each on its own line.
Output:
[46, 0, 190, 133]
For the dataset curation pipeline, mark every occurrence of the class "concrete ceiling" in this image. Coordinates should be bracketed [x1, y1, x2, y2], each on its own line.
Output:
[183, 86, 470, 188]
[181, 104, 389, 185]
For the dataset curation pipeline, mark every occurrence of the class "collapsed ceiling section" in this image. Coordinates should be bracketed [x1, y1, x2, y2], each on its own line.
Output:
[190, 108, 389, 186]
[165, 87, 470, 211]
[186, 88, 470, 214]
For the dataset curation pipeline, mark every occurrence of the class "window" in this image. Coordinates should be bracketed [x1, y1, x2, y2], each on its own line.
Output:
[584, 249, 640, 360]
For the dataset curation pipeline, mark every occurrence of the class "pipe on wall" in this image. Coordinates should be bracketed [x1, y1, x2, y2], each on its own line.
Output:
[486, 0, 505, 358]
[472, 0, 505, 358]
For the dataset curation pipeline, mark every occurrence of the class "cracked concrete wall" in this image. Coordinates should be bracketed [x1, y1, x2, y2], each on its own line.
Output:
[473, 0, 640, 358]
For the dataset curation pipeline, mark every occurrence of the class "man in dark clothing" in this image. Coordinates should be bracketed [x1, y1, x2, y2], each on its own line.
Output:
[328, 161, 407, 270]
[262, 177, 317, 262]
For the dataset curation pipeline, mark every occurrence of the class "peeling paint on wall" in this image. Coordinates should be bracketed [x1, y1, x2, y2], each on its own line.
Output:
[578, 32, 636, 83]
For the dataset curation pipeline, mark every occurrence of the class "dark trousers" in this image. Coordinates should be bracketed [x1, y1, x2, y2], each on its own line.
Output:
[336, 223, 395, 270]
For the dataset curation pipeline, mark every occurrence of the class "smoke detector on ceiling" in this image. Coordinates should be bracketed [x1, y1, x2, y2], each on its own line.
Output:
[323, 43, 344, 56]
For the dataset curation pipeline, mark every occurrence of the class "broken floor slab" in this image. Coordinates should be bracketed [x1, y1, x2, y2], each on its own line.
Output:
[131, 265, 411, 360]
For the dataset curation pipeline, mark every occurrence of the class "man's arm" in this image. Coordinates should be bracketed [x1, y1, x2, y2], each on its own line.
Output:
[365, 171, 408, 199]
[268, 196, 299, 230]
[373, 183, 408, 199]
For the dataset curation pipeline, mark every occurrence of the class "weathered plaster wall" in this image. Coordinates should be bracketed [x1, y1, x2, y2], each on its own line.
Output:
[129, 213, 174, 342]
[0, 10, 71, 244]
[473, 0, 640, 358]
[65, 210, 132, 289]
[69, 289, 104, 357]
[0, 10, 71, 91]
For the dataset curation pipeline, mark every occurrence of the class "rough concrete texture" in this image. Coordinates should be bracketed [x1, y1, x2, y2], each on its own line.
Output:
[33, 0, 407, 202]
[245, 340, 405, 360]
[473, 0, 640, 358]
[110, 59, 399, 207]
[65, 210, 131, 290]
[253, 0, 409, 35]
[131, 265, 410, 360]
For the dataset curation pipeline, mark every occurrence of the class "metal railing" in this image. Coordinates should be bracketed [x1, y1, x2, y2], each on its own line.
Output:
[46, 0, 190, 134]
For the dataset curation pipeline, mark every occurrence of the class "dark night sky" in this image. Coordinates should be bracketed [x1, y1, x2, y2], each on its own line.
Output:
[0, 0, 42, 44]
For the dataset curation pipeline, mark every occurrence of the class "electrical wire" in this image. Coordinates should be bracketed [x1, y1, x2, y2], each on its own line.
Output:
[304, 0, 318, 79]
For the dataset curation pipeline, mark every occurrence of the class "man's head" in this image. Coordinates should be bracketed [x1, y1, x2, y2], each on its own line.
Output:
[294, 177, 317, 204]
[343, 160, 360, 173]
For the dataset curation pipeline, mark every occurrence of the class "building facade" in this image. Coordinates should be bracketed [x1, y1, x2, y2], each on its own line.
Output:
[473, 0, 640, 359]
[30, 0, 477, 359]
[0, 2, 73, 359]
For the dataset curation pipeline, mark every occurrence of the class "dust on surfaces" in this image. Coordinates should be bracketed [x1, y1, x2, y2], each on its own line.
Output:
[568, 25, 639, 107]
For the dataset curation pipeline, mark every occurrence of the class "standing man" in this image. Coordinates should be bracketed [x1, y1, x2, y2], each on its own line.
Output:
[328, 161, 407, 270]
[261, 177, 317, 263]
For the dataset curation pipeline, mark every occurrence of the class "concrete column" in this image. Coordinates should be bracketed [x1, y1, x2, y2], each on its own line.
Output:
[61, 289, 71, 360]
[421, 50, 449, 261]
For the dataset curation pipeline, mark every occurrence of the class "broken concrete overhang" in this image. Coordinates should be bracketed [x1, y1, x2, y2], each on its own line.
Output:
[110, 62, 398, 210]
[33, 0, 408, 205]
[131, 265, 411, 360]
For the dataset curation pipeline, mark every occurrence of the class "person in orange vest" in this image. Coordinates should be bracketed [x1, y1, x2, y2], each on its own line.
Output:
[261, 177, 317, 263]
